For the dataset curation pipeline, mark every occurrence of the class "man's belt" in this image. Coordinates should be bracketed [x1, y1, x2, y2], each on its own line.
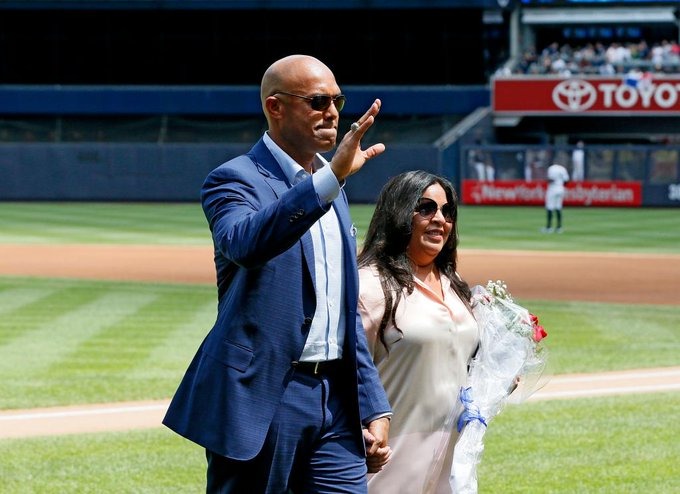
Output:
[292, 359, 344, 376]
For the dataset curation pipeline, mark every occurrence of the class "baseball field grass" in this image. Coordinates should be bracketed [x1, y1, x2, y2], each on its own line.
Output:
[2, 202, 679, 253]
[0, 202, 678, 493]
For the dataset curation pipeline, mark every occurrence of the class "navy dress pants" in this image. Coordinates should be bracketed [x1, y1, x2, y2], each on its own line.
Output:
[206, 366, 368, 494]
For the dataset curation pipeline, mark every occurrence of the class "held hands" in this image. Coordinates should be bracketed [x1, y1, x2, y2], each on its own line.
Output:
[330, 99, 386, 182]
[363, 416, 392, 473]
[509, 375, 520, 394]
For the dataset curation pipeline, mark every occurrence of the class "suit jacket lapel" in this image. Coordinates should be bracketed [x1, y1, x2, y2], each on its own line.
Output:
[247, 139, 290, 198]
[248, 138, 316, 285]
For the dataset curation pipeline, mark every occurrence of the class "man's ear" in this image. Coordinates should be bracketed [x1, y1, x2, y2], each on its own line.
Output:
[264, 96, 284, 120]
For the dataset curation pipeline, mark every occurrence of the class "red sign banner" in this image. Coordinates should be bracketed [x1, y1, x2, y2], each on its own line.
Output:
[461, 180, 642, 206]
[493, 75, 680, 115]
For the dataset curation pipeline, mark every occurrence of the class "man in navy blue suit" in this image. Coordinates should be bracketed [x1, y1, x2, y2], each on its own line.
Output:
[163, 54, 392, 493]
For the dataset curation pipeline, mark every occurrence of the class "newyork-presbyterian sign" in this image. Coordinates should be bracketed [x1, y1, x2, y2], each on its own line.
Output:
[461, 180, 642, 207]
[493, 75, 680, 115]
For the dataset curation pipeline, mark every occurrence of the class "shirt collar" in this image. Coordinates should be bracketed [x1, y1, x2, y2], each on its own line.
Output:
[262, 132, 328, 185]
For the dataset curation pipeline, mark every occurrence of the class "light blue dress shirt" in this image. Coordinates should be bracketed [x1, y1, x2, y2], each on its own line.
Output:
[263, 132, 345, 361]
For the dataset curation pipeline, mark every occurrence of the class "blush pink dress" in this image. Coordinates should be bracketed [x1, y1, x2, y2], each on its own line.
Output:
[359, 265, 479, 494]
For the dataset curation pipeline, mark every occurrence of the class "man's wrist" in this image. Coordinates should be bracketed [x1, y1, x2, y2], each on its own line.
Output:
[364, 412, 392, 425]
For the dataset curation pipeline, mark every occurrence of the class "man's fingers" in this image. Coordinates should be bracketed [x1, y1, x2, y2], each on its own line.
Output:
[366, 445, 392, 473]
[351, 99, 381, 135]
[364, 143, 386, 160]
[347, 115, 375, 139]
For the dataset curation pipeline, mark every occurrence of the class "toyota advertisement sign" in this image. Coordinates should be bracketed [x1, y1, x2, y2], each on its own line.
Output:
[493, 75, 680, 115]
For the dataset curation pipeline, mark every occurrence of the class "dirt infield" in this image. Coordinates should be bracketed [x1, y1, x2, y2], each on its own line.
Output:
[0, 244, 678, 438]
[2, 244, 679, 304]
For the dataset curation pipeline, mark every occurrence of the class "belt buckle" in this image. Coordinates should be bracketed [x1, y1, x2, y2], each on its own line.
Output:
[313, 361, 320, 375]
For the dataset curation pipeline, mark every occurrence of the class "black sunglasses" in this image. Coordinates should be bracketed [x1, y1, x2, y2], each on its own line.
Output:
[414, 198, 454, 222]
[274, 91, 346, 112]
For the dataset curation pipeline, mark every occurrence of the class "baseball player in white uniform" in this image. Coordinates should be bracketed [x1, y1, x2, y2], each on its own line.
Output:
[543, 162, 570, 233]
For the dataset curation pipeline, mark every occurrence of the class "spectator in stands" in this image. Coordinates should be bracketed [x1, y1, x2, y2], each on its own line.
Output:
[571, 140, 585, 182]
[526, 149, 549, 182]
[513, 39, 680, 76]
[542, 162, 570, 234]
[470, 149, 495, 181]
[524, 160, 533, 182]
[651, 42, 665, 69]
[605, 42, 630, 66]
[163, 54, 392, 494]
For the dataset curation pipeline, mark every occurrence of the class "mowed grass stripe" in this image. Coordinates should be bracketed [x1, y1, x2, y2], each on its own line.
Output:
[0, 286, 58, 321]
[0, 284, 105, 346]
[0, 392, 676, 494]
[520, 300, 680, 374]
[0, 277, 676, 409]
[54, 290, 215, 403]
[1, 202, 679, 253]
[457, 206, 680, 253]
[0, 278, 217, 408]
[128, 297, 216, 384]
[0, 427, 206, 494]
[0, 290, 157, 408]
[0, 202, 209, 245]
[0, 287, 154, 373]
[480, 392, 679, 493]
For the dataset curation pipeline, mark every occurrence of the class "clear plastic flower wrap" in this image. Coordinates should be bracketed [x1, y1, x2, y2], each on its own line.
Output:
[450, 280, 549, 494]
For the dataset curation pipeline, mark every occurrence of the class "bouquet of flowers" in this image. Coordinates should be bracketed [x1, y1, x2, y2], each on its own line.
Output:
[450, 280, 549, 494]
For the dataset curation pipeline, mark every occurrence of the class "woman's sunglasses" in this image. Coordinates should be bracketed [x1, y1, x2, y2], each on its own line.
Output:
[274, 91, 346, 112]
[414, 198, 453, 222]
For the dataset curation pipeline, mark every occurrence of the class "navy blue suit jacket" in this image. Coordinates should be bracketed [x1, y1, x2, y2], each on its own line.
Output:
[163, 138, 391, 460]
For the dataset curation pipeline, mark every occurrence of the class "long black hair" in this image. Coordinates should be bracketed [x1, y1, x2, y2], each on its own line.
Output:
[357, 170, 472, 351]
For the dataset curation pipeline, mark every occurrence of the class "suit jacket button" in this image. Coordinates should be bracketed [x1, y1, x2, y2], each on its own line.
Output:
[303, 317, 313, 325]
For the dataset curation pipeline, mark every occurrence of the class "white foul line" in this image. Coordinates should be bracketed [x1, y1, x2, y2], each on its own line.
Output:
[0, 402, 170, 422]
[529, 382, 680, 401]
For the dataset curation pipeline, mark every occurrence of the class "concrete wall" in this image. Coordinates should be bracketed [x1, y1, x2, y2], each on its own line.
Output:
[0, 142, 441, 204]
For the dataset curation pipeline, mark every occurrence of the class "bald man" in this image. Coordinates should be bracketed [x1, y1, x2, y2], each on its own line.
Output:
[163, 54, 392, 494]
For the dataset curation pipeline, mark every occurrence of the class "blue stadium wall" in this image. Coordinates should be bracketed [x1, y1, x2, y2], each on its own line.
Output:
[0, 142, 440, 204]
[2, 84, 678, 206]
[0, 85, 482, 203]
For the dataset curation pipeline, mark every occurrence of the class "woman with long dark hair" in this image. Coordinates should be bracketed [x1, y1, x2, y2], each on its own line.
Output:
[358, 170, 479, 493]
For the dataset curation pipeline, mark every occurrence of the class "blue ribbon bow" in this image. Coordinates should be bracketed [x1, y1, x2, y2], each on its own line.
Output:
[457, 386, 488, 432]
